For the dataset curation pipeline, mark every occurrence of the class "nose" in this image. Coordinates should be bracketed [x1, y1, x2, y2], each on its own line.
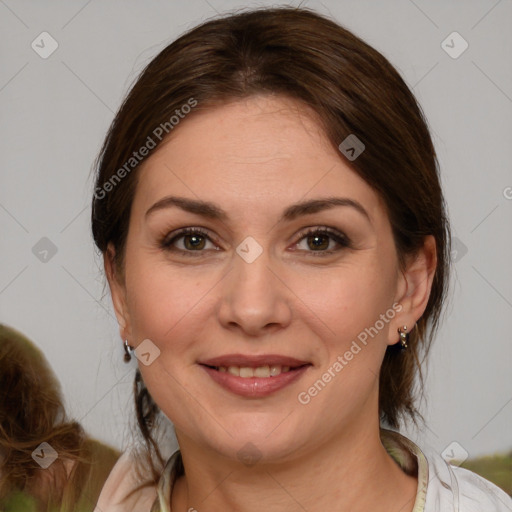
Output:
[216, 245, 293, 337]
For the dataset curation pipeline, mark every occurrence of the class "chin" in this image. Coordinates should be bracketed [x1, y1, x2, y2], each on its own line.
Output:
[191, 418, 308, 465]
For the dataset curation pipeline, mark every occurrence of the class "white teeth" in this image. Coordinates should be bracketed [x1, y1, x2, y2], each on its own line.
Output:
[239, 367, 254, 378]
[270, 365, 281, 376]
[254, 365, 270, 377]
[227, 366, 240, 377]
[219, 365, 292, 378]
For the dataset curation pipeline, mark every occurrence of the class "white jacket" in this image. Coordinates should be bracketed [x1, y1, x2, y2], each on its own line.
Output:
[423, 454, 512, 510]
[392, 431, 512, 511]
[95, 430, 512, 511]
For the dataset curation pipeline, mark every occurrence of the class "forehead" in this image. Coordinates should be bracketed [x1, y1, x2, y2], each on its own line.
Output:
[133, 95, 384, 222]
[147, 95, 333, 167]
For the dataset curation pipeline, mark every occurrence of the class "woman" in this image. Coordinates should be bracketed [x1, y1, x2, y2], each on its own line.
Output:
[0, 324, 119, 511]
[92, 6, 512, 511]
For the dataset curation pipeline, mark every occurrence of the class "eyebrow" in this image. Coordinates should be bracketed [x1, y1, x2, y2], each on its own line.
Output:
[145, 195, 371, 223]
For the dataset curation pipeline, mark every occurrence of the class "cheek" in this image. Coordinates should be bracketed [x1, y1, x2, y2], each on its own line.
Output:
[296, 258, 396, 345]
[125, 257, 179, 339]
[124, 255, 218, 357]
[294, 264, 395, 416]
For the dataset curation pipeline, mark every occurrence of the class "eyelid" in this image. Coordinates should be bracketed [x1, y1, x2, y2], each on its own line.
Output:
[290, 226, 351, 253]
[294, 225, 349, 240]
[160, 225, 351, 257]
[160, 227, 219, 251]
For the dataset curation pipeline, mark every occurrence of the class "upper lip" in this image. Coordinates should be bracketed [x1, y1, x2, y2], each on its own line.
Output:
[199, 354, 311, 368]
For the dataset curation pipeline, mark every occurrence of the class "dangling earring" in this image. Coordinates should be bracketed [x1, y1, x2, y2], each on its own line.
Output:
[124, 339, 134, 362]
[397, 326, 409, 350]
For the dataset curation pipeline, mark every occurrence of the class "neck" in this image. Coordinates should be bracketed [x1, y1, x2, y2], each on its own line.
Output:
[171, 420, 418, 512]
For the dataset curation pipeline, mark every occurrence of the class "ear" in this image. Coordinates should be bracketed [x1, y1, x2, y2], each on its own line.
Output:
[104, 243, 132, 342]
[388, 235, 437, 346]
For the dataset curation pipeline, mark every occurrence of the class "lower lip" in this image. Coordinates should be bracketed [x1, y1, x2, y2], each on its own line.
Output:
[200, 365, 311, 398]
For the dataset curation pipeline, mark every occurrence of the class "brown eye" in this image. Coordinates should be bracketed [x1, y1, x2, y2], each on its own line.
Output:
[160, 228, 217, 255]
[294, 227, 351, 255]
[182, 233, 206, 250]
[306, 233, 330, 251]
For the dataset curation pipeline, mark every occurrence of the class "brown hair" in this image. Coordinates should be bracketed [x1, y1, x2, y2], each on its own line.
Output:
[91, 6, 450, 481]
[0, 324, 119, 511]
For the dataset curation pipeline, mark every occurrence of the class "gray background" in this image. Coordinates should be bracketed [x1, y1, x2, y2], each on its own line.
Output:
[1, 0, 511, 460]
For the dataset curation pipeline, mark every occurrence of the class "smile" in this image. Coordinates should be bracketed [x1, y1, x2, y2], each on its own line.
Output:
[199, 361, 312, 398]
[212, 364, 292, 377]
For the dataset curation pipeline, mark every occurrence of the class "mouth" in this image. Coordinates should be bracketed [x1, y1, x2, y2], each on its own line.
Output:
[198, 354, 312, 397]
[201, 363, 309, 378]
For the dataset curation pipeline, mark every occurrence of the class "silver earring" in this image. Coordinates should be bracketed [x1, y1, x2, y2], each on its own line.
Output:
[398, 326, 409, 350]
[123, 339, 134, 362]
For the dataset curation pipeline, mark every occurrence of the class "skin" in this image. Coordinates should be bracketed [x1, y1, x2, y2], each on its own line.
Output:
[105, 94, 437, 512]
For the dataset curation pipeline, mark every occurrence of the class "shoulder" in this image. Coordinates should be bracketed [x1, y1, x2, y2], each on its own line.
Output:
[381, 429, 512, 511]
[422, 446, 512, 511]
[94, 449, 157, 512]
[450, 463, 512, 511]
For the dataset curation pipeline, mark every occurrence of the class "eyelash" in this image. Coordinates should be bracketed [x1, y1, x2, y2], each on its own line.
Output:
[159, 226, 351, 258]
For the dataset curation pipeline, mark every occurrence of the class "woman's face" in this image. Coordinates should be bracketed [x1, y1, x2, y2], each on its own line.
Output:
[107, 95, 423, 463]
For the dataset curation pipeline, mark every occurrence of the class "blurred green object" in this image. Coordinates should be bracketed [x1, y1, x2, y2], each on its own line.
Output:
[0, 491, 37, 512]
[461, 451, 512, 496]
[0, 323, 120, 511]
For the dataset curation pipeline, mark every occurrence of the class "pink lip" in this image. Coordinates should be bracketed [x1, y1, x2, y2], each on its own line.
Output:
[199, 353, 310, 368]
[200, 364, 311, 398]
